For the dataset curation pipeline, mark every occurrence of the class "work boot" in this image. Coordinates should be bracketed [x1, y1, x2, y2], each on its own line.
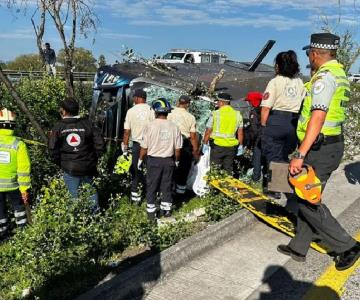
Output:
[335, 242, 360, 271]
[160, 210, 172, 218]
[277, 245, 306, 262]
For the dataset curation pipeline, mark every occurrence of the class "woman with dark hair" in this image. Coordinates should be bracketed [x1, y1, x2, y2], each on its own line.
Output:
[260, 50, 305, 197]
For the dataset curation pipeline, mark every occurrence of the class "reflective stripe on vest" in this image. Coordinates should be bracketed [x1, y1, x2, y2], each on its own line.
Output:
[298, 115, 343, 128]
[296, 61, 350, 141]
[0, 140, 20, 150]
[0, 183, 18, 189]
[17, 172, 30, 177]
[0, 137, 24, 191]
[212, 110, 240, 138]
[211, 106, 239, 147]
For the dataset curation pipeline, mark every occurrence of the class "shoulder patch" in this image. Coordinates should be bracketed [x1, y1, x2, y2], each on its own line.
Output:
[263, 92, 270, 100]
[312, 80, 325, 95]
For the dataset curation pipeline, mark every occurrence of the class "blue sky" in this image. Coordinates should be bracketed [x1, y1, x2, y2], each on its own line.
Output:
[0, 0, 359, 73]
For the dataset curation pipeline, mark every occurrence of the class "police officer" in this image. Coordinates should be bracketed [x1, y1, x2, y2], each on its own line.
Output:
[0, 108, 30, 241]
[278, 33, 360, 270]
[48, 98, 105, 209]
[261, 50, 305, 198]
[203, 93, 244, 174]
[168, 95, 199, 195]
[139, 98, 182, 219]
[123, 89, 154, 204]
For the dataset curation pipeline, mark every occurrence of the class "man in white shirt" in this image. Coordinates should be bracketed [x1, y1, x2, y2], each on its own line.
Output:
[139, 98, 183, 219]
[168, 95, 199, 195]
[123, 89, 154, 204]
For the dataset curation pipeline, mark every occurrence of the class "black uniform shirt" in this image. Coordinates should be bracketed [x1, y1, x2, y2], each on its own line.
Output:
[48, 117, 105, 176]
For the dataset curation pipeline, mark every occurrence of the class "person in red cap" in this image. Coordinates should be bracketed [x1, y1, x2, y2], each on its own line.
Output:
[245, 92, 265, 182]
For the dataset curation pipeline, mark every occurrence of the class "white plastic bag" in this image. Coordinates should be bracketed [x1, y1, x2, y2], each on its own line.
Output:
[192, 149, 211, 196]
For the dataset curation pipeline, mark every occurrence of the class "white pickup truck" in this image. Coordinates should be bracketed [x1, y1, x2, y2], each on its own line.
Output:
[156, 49, 227, 64]
[348, 74, 360, 82]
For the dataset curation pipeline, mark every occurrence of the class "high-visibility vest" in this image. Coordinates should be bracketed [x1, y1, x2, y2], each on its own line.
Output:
[297, 61, 350, 142]
[211, 105, 241, 147]
[0, 129, 31, 192]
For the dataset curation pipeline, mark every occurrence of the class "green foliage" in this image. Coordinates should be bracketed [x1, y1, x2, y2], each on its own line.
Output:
[335, 30, 359, 73]
[344, 83, 360, 159]
[0, 76, 94, 194]
[0, 173, 202, 299]
[205, 191, 241, 222]
[0, 178, 114, 300]
[5, 53, 43, 71]
[57, 47, 97, 72]
[0, 76, 66, 194]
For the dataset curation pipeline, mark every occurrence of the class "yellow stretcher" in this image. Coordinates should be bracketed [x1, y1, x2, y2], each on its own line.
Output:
[210, 176, 327, 253]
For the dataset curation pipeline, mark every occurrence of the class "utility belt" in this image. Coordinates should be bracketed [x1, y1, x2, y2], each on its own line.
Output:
[270, 110, 299, 118]
[311, 133, 343, 151]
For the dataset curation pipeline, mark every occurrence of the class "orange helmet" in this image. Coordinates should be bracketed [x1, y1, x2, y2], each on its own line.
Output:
[288, 165, 322, 204]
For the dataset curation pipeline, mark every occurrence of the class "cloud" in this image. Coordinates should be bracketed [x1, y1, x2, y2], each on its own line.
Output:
[100, 0, 359, 30]
[0, 28, 34, 39]
[101, 0, 360, 30]
[100, 32, 151, 39]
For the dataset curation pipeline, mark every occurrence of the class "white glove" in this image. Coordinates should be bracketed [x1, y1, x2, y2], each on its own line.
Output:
[236, 145, 244, 156]
[175, 161, 180, 168]
[202, 143, 210, 154]
[137, 159, 143, 170]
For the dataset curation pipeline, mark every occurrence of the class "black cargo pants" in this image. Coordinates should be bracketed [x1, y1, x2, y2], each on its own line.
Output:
[146, 156, 175, 214]
[130, 141, 146, 203]
[210, 143, 236, 174]
[288, 141, 357, 256]
[175, 138, 193, 194]
[0, 190, 27, 237]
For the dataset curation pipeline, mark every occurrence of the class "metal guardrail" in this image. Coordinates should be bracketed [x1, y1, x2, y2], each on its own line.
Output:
[3, 70, 95, 82]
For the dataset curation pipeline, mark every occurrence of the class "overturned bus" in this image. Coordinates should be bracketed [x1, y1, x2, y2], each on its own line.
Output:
[90, 40, 276, 147]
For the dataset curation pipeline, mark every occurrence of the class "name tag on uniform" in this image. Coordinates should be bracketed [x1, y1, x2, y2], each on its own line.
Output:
[0, 151, 11, 164]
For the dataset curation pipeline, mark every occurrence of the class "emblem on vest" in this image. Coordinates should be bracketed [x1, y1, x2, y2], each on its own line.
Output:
[66, 133, 81, 152]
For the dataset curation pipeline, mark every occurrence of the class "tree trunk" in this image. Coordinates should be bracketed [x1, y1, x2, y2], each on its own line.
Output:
[31, 1, 46, 65]
[0, 66, 48, 143]
[64, 59, 75, 98]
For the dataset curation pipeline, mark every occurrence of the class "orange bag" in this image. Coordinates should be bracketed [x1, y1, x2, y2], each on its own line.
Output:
[288, 165, 322, 204]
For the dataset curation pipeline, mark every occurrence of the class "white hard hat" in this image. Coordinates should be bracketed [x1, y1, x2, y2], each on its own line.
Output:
[0, 108, 16, 127]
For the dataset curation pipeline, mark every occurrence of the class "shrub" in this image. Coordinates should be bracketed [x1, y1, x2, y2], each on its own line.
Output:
[0, 178, 114, 300]
[0, 76, 93, 195]
[344, 83, 360, 159]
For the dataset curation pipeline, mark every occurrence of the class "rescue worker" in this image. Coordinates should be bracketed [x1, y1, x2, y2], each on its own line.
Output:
[139, 98, 182, 219]
[123, 89, 154, 204]
[168, 95, 199, 195]
[0, 108, 30, 241]
[48, 98, 105, 209]
[260, 50, 305, 198]
[203, 93, 244, 174]
[278, 33, 360, 270]
[244, 91, 265, 182]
